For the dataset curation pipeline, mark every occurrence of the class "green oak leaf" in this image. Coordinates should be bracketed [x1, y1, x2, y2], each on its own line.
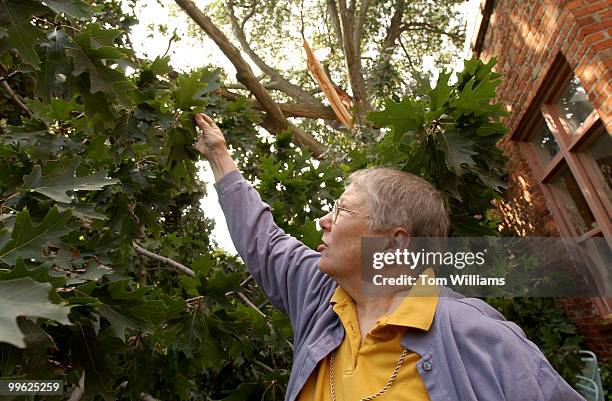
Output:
[92, 281, 181, 341]
[0, 258, 65, 289]
[50, 96, 83, 120]
[300, 217, 322, 250]
[97, 304, 136, 340]
[74, 23, 122, 47]
[66, 23, 128, 95]
[18, 318, 57, 350]
[43, 0, 92, 19]
[475, 169, 507, 192]
[435, 131, 478, 173]
[0, 277, 72, 348]
[57, 202, 108, 222]
[221, 383, 259, 401]
[112, 80, 137, 108]
[477, 120, 508, 136]
[0, 0, 48, 69]
[67, 47, 125, 94]
[174, 68, 220, 110]
[5, 23, 46, 70]
[429, 71, 453, 110]
[35, 29, 72, 101]
[163, 128, 197, 187]
[451, 76, 498, 116]
[0, 124, 48, 147]
[0, 207, 73, 265]
[367, 98, 425, 136]
[22, 158, 119, 203]
[150, 55, 172, 75]
[27, 96, 82, 123]
[80, 89, 116, 122]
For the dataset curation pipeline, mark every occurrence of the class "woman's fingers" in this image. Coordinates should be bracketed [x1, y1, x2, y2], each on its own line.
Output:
[200, 113, 217, 127]
[195, 113, 217, 129]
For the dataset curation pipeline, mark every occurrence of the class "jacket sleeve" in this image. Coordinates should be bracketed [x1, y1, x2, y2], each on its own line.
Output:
[441, 298, 587, 401]
[214, 170, 335, 329]
[536, 357, 587, 401]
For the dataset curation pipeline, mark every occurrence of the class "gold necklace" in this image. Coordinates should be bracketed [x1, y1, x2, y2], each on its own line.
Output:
[329, 348, 408, 401]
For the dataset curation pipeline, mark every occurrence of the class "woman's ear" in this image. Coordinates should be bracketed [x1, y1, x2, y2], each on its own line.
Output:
[393, 228, 411, 249]
[384, 227, 411, 250]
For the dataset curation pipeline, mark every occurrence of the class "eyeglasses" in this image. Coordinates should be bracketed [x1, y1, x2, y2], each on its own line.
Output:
[331, 200, 370, 224]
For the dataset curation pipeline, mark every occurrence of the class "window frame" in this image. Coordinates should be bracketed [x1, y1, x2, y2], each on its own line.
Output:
[512, 54, 612, 318]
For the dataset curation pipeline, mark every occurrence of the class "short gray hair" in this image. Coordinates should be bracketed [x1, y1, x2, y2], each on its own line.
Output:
[347, 167, 449, 237]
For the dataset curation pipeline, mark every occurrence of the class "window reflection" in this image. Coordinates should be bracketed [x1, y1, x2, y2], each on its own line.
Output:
[555, 76, 595, 134]
[585, 132, 612, 206]
[532, 119, 560, 163]
[549, 163, 597, 234]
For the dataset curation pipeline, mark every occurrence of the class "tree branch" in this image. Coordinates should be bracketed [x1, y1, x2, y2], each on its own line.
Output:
[380, 0, 405, 57]
[132, 241, 195, 277]
[227, 0, 321, 107]
[398, 36, 418, 72]
[236, 291, 266, 317]
[216, 88, 338, 120]
[0, 66, 32, 118]
[366, 0, 404, 90]
[225, 81, 321, 96]
[336, 0, 371, 119]
[133, 240, 286, 336]
[253, 359, 274, 373]
[353, 0, 371, 59]
[67, 370, 85, 401]
[140, 394, 161, 401]
[175, 0, 325, 156]
[239, 0, 257, 32]
[401, 21, 462, 43]
[326, 0, 344, 53]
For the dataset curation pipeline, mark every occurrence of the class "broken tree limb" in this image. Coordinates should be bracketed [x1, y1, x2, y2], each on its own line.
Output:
[303, 39, 353, 128]
[174, 0, 325, 156]
[215, 88, 339, 120]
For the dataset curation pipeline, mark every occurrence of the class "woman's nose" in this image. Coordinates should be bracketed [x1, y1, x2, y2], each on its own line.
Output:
[317, 211, 333, 232]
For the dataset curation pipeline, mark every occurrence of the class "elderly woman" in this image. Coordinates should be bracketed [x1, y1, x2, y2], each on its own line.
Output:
[193, 113, 584, 401]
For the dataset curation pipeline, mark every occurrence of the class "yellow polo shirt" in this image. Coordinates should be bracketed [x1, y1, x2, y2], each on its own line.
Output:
[297, 276, 438, 401]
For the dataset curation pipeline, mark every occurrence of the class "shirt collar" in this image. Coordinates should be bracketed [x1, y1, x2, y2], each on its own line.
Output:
[330, 268, 439, 331]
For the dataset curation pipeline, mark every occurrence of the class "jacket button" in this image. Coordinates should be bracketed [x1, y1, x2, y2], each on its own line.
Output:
[422, 361, 432, 371]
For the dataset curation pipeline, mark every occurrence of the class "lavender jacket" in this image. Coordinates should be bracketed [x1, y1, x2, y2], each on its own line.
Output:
[215, 170, 585, 401]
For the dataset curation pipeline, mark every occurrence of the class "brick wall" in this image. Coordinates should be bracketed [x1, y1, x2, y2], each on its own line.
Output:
[476, 0, 611, 360]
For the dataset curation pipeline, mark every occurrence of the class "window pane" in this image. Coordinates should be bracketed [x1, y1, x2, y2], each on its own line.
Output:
[549, 163, 597, 234]
[575, 235, 612, 298]
[555, 75, 595, 135]
[585, 132, 612, 205]
[532, 118, 560, 163]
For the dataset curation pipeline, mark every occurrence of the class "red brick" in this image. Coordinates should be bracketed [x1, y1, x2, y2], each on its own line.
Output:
[592, 38, 612, 51]
[584, 31, 606, 45]
[566, 0, 584, 10]
[576, 15, 597, 26]
[572, 2, 609, 18]
[580, 21, 609, 37]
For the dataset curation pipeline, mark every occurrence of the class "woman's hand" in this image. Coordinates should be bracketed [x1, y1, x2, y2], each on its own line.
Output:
[193, 113, 238, 181]
[194, 113, 228, 160]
